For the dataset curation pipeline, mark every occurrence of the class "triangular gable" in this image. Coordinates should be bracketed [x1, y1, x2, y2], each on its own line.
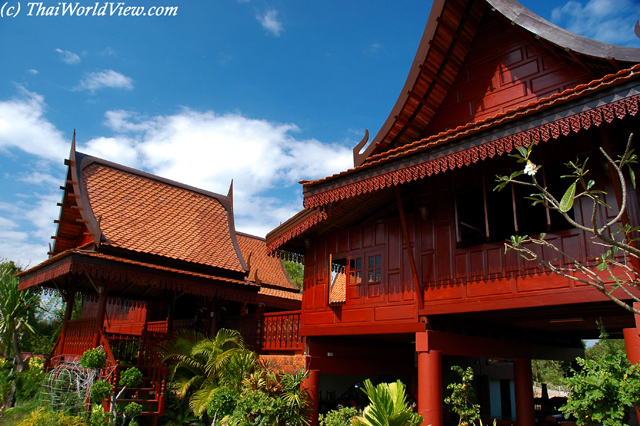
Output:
[353, 0, 640, 166]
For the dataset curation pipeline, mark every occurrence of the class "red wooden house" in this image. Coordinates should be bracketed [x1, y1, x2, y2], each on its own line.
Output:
[16, 140, 302, 420]
[266, 0, 640, 425]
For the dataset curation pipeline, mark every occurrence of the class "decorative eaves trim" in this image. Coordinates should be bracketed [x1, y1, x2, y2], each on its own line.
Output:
[266, 209, 328, 254]
[304, 92, 640, 210]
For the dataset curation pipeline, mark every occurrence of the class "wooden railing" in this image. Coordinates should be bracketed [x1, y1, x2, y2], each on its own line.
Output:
[104, 332, 142, 365]
[226, 316, 261, 349]
[61, 317, 97, 356]
[260, 311, 303, 351]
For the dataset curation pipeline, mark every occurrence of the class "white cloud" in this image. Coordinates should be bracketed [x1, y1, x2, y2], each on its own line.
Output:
[75, 70, 134, 92]
[55, 48, 81, 64]
[0, 89, 353, 266]
[27, 69, 38, 75]
[17, 171, 60, 187]
[83, 107, 352, 235]
[0, 86, 69, 160]
[551, 0, 640, 46]
[257, 9, 283, 37]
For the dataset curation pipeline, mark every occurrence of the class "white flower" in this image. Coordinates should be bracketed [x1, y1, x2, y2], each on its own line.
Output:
[524, 160, 537, 176]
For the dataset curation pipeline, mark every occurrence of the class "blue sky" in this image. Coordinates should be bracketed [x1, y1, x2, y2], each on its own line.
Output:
[1, 0, 639, 267]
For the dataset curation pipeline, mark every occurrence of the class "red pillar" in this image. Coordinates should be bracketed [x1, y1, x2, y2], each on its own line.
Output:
[623, 303, 640, 422]
[514, 358, 535, 426]
[303, 369, 320, 426]
[418, 350, 442, 426]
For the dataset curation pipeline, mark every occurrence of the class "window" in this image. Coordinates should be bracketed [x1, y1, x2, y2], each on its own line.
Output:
[367, 254, 381, 282]
[347, 257, 362, 300]
[456, 163, 574, 247]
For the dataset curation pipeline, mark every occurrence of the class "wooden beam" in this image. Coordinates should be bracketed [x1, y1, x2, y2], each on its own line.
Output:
[418, 64, 453, 93]
[395, 187, 424, 309]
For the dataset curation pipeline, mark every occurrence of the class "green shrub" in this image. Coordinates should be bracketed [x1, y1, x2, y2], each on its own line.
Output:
[560, 353, 640, 426]
[90, 379, 113, 404]
[319, 406, 361, 426]
[119, 367, 143, 388]
[15, 358, 46, 402]
[124, 401, 143, 418]
[15, 406, 83, 426]
[89, 404, 113, 426]
[206, 386, 238, 421]
[80, 348, 107, 370]
[445, 366, 481, 426]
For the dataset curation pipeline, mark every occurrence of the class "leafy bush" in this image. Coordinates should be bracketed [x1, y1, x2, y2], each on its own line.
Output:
[124, 401, 143, 418]
[119, 367, 143, 388]
[319, 406, 361, 426]
[16, 357, 46, 401]
[445, 366, 481, 426]
[16, 406, 83, 426]
[90, 379, 113, 403]
[80, 348, 106, 370]
[206, 386, 238, 421]
[560, 352, 640, 426]
[89, 404, 113, 426]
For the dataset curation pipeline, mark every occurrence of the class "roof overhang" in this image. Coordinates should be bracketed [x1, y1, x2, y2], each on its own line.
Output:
[18, 249, 259, 303]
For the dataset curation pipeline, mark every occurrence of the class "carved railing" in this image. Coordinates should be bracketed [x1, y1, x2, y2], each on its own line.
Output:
[61, 317, 97, 357]
[260, 311, 303, 351]
[147, 321, 168, 333]
[104, 332, 142, 365]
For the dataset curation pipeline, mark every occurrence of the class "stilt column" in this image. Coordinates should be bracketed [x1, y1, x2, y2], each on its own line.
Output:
[623, 302, 640, 421]
[514, 358, 535, 426]
[303, 369, 320, 426]
[417, 349, 442, 426]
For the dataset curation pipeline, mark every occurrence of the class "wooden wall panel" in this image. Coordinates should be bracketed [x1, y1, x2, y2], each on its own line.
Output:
[425, 13, 592, 136]
[424, 282, 464, 301]
[374, 305, 414, 321]
[388, 272, 402, 303]
[467, 278, 513, 297]
[350, 228, 361, 250]
[436, 224, 453, 282]
[338, 229, 349, 253]
[342, 308, 372, 323]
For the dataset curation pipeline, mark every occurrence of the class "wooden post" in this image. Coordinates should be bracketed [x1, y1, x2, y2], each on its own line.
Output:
[167, 291, 175, 334]
[395, 187, 424, 309]
[417, 349, 442, 426]
[623, 303, 640, 422]
[303, 369, 320, 426]
[92, 283, 109, 348]
[514, 358, 535, 426]
[58, 287, 76, 356]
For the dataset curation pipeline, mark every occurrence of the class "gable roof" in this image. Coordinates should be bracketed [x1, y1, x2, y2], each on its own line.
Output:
[52, 137, 247, 274]
[236, 232, 302, 306]
[354, 0, 640, 165]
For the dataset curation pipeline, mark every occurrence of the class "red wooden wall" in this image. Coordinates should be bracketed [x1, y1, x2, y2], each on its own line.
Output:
[425, 12, 593, 136]
[301, 127, 638, 334]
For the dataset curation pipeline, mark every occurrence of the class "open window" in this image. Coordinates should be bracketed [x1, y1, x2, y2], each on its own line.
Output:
[455, 163, 575, 248]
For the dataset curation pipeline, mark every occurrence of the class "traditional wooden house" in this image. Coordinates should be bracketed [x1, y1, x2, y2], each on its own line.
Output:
[16, 139, 301, 421]
[266, 0, 640, 425]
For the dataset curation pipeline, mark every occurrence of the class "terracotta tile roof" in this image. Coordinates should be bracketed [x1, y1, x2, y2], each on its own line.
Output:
[236, 232, 300, 292]
[82, 162, 244, 272]
[329, 271, 346, 305]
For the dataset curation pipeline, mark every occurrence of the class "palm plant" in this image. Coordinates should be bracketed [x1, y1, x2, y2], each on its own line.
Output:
[352, 379, 423, 426]
[161, 328, 246, 417]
